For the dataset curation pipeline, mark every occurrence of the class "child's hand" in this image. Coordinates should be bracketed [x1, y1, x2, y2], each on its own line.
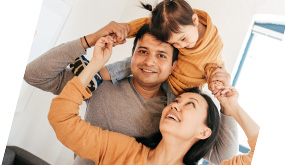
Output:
[208, 64, 231, 95]
[109, 33, 127, 47]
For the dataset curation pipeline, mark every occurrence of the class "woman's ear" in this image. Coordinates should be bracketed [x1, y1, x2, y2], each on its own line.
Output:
[192, 14, 199, 27]
[198, 127, 212, 140]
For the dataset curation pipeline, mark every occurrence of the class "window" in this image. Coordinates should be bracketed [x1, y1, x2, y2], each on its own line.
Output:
[232, 15, 285, 152]
[201, 14, 285, 165]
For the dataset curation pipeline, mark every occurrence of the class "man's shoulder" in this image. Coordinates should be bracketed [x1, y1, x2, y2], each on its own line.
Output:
[101, 77, 131, 87]
[94, 77, 132, 93]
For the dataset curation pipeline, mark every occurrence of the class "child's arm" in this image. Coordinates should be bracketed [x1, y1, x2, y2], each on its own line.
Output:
[207, 64, 231, 97]
[104, 57, 132, 84]
[204, 50, 225, 93]
[127, 17, 150, 38]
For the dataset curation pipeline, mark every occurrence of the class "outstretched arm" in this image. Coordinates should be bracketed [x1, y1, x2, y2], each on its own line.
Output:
[78, 36, 114, 87]
[203, 65, 239, 164]
[216, 86, 260, 140]
[24, 21, 129, 95]
[210, 85, 260, 165]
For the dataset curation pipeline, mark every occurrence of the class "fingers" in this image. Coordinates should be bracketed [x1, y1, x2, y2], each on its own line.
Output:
[209, 65, 231, 87]
[213, 84, 233, 98]
[108, 21, 129, 43]
[113, 39, 126, 47]
[96, 36, 114, 48]
[104, 36, 114, 49]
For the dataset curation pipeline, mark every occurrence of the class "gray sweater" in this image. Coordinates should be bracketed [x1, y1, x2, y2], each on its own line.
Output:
[24, 39, 238, 165]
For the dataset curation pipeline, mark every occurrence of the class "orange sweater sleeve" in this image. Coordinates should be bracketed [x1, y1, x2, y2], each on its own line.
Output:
[207, 136, 258, 165]
[48, 77, 149, 164]
[127, 17, 150, 38]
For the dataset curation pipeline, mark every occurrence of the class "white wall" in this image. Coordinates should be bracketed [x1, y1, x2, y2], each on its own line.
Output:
[7, 0, 285, 164]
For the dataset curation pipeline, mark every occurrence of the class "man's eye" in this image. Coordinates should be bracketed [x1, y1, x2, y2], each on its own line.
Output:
[138, 50, 147, 54]
[159, 54, 166, 58]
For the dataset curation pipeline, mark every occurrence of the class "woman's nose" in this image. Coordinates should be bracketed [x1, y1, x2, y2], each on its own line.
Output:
[171, 104, 181, 112]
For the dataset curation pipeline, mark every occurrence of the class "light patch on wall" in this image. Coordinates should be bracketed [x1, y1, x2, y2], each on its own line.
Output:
[16, 0, 71, 113]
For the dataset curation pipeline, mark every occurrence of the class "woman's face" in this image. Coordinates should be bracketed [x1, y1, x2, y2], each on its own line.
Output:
[160, 92, 209, 140]
[167, 25, 199, 49]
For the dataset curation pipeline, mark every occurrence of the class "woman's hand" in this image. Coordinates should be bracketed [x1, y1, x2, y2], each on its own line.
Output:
[92, 36, 114, 67]
[78, 36, 113, 88]
[216, 85, 260, 140]
[215, 85, 239, 116]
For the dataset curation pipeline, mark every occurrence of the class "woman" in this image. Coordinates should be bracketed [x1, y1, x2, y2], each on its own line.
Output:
[49, 36, 259, 165]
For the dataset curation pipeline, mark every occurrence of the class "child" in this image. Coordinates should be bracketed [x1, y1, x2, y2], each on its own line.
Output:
[71, 0, 225, 97]
[126, 0, 224, 95]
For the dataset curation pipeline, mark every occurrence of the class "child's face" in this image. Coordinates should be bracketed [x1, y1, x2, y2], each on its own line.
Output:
[167, 25, 199, 49]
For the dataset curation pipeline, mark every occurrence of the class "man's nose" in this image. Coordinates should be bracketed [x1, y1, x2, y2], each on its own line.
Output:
[144, 54, 156, 66]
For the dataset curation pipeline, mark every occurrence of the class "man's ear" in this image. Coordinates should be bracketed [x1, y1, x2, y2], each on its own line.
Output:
[171, 60, 177, 72]
[198, 127, 212, 140]
[192, 14, 199, 27]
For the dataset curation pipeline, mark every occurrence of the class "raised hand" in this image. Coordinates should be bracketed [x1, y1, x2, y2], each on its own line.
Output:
[81, 21, 130, 49]
[78, 36, 113, 88]
[208, 64, 231, 97]
[96, 21, 130, 43]
[215, 85, 239, 116]
[92, 36, 114, 66]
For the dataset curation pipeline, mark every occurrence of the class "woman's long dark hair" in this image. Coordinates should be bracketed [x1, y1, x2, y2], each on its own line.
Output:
[141, 0, 195, 42]
[136, 87, 220, 165]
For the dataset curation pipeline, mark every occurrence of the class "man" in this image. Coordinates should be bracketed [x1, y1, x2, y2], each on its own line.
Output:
[24, 22, 237, 165]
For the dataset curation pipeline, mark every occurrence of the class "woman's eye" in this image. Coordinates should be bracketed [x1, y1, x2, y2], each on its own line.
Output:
[187, 102, 195, 107]
[173, 99, 178, 103]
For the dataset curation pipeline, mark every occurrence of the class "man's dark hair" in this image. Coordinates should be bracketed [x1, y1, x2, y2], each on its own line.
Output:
[132, 24, 178, 64]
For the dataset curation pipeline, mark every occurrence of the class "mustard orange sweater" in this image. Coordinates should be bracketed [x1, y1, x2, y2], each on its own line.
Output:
[49, 77, 257, 165]
[128, 9, 224, 95]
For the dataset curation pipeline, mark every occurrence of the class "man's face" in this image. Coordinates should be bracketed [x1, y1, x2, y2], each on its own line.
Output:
[131, 33, 176, 88]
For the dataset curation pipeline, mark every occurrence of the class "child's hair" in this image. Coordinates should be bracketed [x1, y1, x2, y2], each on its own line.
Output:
[141, 0, 195, 42]
[136, 87, 220, 165]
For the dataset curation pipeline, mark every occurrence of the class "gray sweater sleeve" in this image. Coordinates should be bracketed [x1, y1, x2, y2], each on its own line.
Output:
[24, 39, 87, 95]
[203, 113, 239, 164]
